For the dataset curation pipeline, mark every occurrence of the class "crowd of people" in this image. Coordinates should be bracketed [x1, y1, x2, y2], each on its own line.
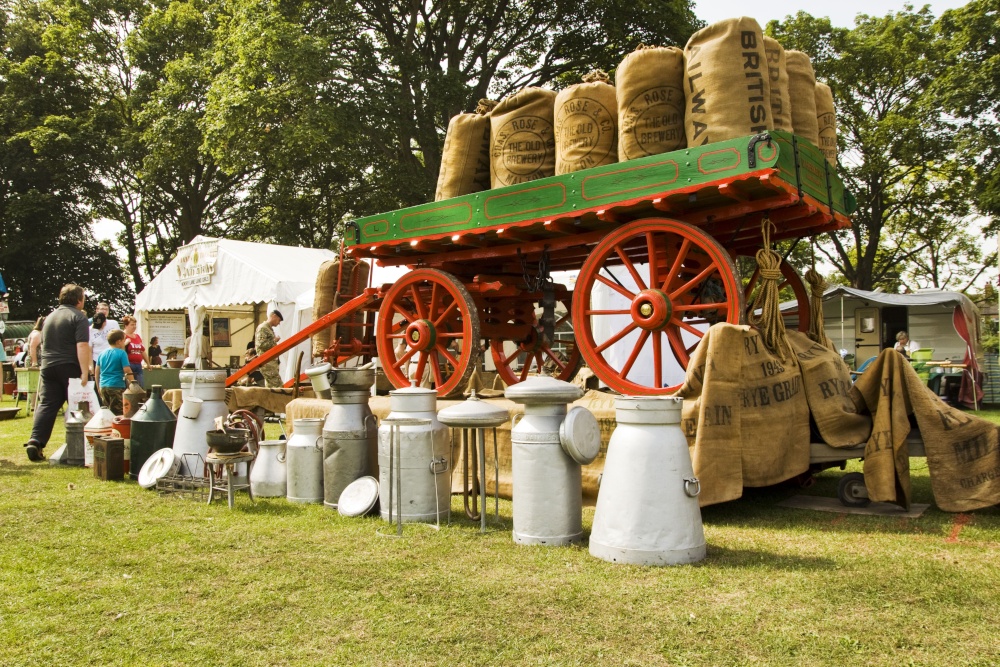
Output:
[19, 284, 287, 462]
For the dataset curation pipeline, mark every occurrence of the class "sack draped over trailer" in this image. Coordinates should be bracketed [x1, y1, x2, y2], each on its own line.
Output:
[684, 17, 773, 146]
[815, 82, 838, 166]
[616, 45, 686, 160]
[435, 100, 496, 201]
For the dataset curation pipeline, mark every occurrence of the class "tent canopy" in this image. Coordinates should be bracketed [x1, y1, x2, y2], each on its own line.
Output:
[135, 236, 336, 312]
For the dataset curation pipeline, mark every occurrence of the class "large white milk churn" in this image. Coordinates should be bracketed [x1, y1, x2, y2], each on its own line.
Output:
[173, 369, 229, 474]
[377, 384, 450, 523]
[286, 418, 325, 503]
[322, 365, 378, 509]
[590, 396, 706, 566]
[505, 375, 601, 546]
[250, 440, 287, 498]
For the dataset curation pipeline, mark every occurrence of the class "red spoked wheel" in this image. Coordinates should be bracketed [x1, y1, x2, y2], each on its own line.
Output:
[572, 218, 743, 395]
[490, 297, 581, 386]
[376, 269, 481, 397]
[740, 256, 810, 332]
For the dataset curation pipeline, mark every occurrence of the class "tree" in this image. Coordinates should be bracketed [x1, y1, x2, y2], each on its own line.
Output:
[0, 0, 133, 319]
[769, 9, 971, 292]
[936, 0, 1000, 230]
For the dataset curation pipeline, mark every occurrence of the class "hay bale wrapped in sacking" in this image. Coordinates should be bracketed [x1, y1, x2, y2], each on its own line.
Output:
[615, 45, 686, 160]
[435, 99, 496, 201]
[762, 36, 792, 132]
[684, 17, 772, 146]
[490, 87, 557, 187]
[554, 70, 618, 174]
[815, 81, 837, 166]
[785, 50, 820, 147]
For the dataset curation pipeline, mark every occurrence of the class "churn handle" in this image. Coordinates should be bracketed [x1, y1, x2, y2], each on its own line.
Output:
[363, 413, 378, 437]
[510, 413, 522, 430]
[313, 436, 323, 452]
[683, 477, 701, 498]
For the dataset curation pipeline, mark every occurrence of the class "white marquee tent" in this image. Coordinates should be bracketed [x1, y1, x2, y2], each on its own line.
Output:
[134, 236, 337, 382]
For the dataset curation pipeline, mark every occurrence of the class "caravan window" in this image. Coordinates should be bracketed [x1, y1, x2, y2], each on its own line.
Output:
[860, 317, 876, 333]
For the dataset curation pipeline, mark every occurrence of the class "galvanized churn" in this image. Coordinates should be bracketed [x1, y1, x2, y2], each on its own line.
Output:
[505, 375, 601, 546]
[322, 365, 378, 509]
[377, 384, 451, 524]
[64, 401, 91, 467]
[173, 369, 229, 474]
[250, 440, 287, 498]
[590, 396, 705, 566]
[286, 418, 325, 504]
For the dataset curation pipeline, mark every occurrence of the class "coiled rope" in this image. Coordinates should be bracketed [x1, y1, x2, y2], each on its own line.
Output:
[749, 218, 792, 360]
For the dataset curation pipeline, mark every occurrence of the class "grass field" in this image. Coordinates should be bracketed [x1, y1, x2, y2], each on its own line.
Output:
[1, 401, 999, 666]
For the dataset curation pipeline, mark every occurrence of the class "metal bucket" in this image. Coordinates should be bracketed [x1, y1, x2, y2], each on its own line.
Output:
[286, 418, 324, 503]
[590, 397, 706, 566]
[250, 440, 287, 497]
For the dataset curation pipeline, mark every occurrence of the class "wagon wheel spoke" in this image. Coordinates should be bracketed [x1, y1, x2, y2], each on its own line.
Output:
[671, 317, 705, 338]
[435, 343, 460, 371]
[434, 300, 459, 327]
[594, 321, 638, 355]
[596, 272, 635, 300]
[540, 345, 568, 372]
[391, 346, 418, 371]
[430, 350, 445, 387]
[662, 238, 691, 292]
[666, 327, 691, 366]
[620, 329, 650, 379]
[414, 351, 429, 382]
[674, 302, 729, 312]
[614, 243, 647, 292]
[646, 232, 660, 288]
[410, 286, 427, 319]
[652, 332, 663, 388]
[670, 264, 720, 301]
[585, 309, 631, 316]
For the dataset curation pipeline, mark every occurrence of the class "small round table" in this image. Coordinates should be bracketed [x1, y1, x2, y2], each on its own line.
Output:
[206, 452, 255, 508]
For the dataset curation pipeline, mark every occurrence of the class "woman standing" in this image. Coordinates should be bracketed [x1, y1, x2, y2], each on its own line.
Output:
[148, 337, 163, 366]
[26, 317, 45, 367]
[121, 316, 150, 387]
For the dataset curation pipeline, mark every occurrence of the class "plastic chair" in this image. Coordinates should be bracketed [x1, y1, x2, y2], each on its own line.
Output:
[849, 356, 877, 381]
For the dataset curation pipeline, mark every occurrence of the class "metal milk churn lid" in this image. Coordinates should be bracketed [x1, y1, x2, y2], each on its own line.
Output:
[388, 382, 439, 414]
[437, 390, 509, 428]
[590, 396, 706, 566]
[504, 375, 593, 546]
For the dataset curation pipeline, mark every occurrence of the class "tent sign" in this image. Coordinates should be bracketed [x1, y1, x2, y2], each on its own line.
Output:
[176, 240, 219, 287]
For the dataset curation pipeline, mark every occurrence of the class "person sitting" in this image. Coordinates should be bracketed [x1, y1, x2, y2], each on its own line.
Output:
[95, 329, 134, 415]
[893, 330, 919, 359]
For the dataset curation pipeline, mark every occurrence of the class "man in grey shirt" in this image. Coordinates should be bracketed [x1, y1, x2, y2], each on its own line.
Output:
[24, 284, 92, 461]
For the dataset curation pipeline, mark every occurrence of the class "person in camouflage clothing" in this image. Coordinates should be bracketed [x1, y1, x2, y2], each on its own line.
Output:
[254, 310, 284, 387]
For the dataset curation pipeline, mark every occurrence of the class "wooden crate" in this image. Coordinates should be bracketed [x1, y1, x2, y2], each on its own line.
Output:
[94, 437, 125, 481]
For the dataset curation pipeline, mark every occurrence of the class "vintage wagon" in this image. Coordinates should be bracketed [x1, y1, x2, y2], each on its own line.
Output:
[228, 131, 854, 396]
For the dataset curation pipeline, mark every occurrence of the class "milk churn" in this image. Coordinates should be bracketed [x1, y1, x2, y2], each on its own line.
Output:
[130, 386, 177, 480]
[122, 382, 147, 418]
[505, 375, 601, 546]
[111, 416, 131, 471]
[64, 401, 91, 467]
[173, 369, 229, 474]
[305, 362, 332, 399]
[286, 418, 325, 503]
[377, 384, 450, 523]
[322, 365, 377, 509]
[250, 440, 287, 497]
[590, 396, 706, 566]
[438, 391, 509, 532]
[84, 408, 116, 468]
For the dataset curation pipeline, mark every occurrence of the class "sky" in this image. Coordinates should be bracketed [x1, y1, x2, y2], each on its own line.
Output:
[694, 0, 969, 28]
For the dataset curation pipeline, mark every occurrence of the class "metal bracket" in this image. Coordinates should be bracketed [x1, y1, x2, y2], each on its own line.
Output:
[747, 133, 772, 169]
[345, 220, 361, 244]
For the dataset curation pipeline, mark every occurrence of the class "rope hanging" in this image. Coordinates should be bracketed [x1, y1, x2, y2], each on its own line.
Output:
[749, 218, 793, 360]
[804, 260, 831, 348]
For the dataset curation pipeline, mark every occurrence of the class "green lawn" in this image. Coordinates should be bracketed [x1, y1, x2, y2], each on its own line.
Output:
[1, 401, 999, 666]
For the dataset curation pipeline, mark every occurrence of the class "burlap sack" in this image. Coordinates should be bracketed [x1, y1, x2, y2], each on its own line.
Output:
[616, 46, 686, 160]
[787, 330, 871, 447]
[678, 324, 810, 506]
[490, 88, 556, 187]
[312, 260, 339, 357]
[554, 71, 618, 174]
[851, 350, 1000, 511]
[785, 50, 820, 147]
[435, 100, 495, 201]
[763, 36, 792, 132]
[815, 81, 837, 166]
[684, 17, 772, 147]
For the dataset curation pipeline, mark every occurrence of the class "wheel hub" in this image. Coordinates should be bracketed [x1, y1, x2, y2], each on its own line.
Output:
[404, 319, 437, 352]
[630, 289, 672, 331]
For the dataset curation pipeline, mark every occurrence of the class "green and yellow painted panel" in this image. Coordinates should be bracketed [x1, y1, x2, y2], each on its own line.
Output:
[348, 131, 853, 247]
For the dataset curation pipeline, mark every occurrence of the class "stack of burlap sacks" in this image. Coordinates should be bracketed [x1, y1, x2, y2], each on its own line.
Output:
[311, 258, 370, 358]
[435, 16, 838, 200]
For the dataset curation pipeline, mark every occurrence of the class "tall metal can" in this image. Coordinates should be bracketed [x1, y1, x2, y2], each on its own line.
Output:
[130, 386, 177, 480]
[322, 368, 377, 509]
[286, 418, 325, 503]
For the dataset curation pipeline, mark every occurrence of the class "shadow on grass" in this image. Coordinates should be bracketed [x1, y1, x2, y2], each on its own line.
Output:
[0, 458, 34, 476]
[704, 544, 837, 570]
[238, 501, 307, 516]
